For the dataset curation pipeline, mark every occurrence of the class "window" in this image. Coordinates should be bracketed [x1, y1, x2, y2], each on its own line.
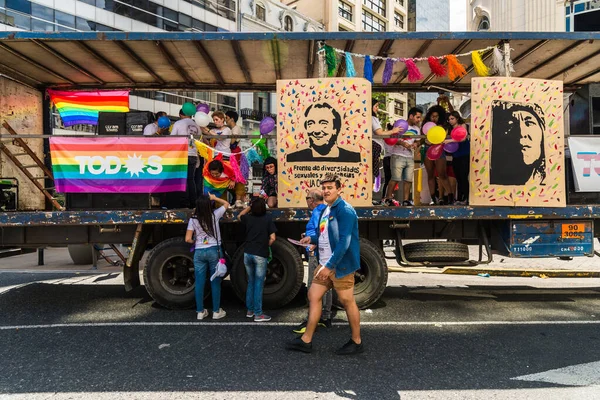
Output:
[6, 0, 31, 14]
[394, 11, 404, 29]
[363, 0, 385, 17]
[284, 15, 293, 31]
[339, 1, 352, 21]
[55, 11, 75, 29]
[396, 0, 404, 6]
[179, 13, 192, 28]
[394, 100, 405, 116]
[32, 19, 54, 32]
[362, 11, 385, 32]
[79, 0, 96, 5]
[76, 17, 93, 31]
[256, 4, 266, 21]
[477, 15, 490, 31]
[5, 10, 30, 30]
[32, 4, 54, 21]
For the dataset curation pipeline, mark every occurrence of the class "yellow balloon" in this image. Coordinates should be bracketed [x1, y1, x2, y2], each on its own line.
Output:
[427, 126, 446, 145]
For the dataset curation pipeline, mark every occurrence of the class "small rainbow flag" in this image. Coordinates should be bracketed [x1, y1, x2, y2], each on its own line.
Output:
[48, 89, 130, 126]
[50, 137, 188, 193]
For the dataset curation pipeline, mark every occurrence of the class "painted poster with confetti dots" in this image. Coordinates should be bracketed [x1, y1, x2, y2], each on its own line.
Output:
[276, 78, 372, 208]
[469, 77, 565, 207]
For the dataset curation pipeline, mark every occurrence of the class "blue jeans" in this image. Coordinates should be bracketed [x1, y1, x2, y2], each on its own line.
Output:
[244, 253, 268, 316]
[194, 246, 221, 312]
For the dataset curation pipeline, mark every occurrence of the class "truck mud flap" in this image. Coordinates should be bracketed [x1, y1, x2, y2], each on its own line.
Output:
[124, 223, 151, 292]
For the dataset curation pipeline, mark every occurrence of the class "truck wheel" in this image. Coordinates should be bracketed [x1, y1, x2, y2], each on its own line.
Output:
[402, 242, 469, 263]
[68, 244, 93, 265]
[231, 237, 303, 309]
[143, 237, 196, 309]
[334, 238, 388, 310]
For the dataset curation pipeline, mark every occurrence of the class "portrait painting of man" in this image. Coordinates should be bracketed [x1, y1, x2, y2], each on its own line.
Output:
[277, 78, 372, 208]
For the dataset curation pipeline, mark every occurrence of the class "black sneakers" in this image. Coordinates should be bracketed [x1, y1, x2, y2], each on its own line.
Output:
[292, 318, 332, 333]
[286, 337, 313, 353]
[335, 339, 364, 355]
[319, 318, 332, 328]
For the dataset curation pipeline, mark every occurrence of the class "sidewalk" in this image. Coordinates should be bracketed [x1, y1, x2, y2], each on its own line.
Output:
[1, 246, 599, 276]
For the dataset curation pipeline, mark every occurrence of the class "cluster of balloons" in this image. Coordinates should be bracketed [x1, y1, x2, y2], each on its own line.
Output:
[425, 125, 468, 160]
[384, 119, 409, 145]
[191, 102, 212, 127]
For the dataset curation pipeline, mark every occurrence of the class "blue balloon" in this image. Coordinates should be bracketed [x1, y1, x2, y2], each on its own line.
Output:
[158, 116, 171, 129]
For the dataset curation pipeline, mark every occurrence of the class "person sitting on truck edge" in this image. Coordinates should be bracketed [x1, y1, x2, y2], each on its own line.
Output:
[293, 188, 332, 334]
[261, 157, 278, 208]
[185, 193, 229, 321]
[169, 107, 200, 208]
[143, 111, 167, 136]
[238, 197, 277, 322]
[225, 110, 247, 209]
[288, 174, 363, 355]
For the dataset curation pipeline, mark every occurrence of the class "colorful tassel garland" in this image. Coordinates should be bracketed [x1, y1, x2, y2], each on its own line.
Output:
[229, 152, 246, 184]
[373, 173, 381, 193]
[318, 50, 325, 78]
[427, 56, 446, 77]
[324, 45, 337, 77]
[194, 139, 213, 161]
[364, 55, 373, 83]
[471, 50, 489, 77]
[239, 152, 250, 180]
[492, 47, 504, 75]
[256, 139, 270, 160]
[445, 54, 467, 81]
[246, 148, 263, 165]
[345, 52, 356, 77]
[382, 59, 395, 85]
[404, 59, 423, 82]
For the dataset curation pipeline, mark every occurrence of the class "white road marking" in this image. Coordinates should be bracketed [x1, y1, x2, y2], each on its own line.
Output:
[512, 360, 600, 387]
[1, 320, 600, 331]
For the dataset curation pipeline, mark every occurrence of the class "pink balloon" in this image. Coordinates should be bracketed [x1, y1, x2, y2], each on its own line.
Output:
[451, 126, 467, 142]
[422, 122, 436, 135]
[384, 137, 398, 145]
[443, 141, 459, 153]
[426, 144, 444, 160]
[394, 119, 409, 133]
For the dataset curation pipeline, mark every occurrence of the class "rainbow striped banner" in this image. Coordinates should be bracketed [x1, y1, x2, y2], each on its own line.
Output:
[47, 89, 129, 126]
[50, 137, 188, 193]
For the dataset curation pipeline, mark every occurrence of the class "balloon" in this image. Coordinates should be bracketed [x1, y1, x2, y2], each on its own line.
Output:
[250, 130, 262, 145]
[259, 116, 275, 135]
[422, 122, 436, 134]
[157, 116, 171, 129]
[384, 137, 398, 145]
[182, 102, 196, 117]
[451, 126, 468, 142]
[427, 126, 446, 145]
[443, 141, 459, 153]
[196, 103, 210, 114]
[426, 144, 444, 160]
[194, 111, 211, 127]
[393, 119, 409, 133]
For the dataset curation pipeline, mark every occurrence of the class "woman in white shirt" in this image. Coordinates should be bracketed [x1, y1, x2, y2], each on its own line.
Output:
[201, 111, 231, 157]
[185, 193, 229, 320]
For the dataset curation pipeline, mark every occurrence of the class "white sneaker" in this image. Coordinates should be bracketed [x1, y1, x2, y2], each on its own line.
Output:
[234, 200, 244, 208]
[197, 309, 208, 320]
[213, 308, 227, 320]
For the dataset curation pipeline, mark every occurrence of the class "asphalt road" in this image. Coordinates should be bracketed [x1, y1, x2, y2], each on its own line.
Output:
[1, 271, 600, 399]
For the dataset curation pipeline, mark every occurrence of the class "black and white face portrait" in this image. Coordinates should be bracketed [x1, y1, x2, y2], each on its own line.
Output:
[305, 103, 341, 156]
[490, 100, 546, 186]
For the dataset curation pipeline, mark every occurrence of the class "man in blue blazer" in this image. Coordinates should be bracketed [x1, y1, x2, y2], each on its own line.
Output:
[288, 174, 363, 355]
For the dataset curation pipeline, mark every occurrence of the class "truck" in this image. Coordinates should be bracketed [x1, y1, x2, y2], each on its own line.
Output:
[0, 31, 599, 311]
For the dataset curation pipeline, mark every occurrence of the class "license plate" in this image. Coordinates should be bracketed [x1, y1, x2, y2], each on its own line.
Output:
[562, 223, 585, 239]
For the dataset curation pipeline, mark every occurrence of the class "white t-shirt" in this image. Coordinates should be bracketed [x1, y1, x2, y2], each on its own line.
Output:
[210, 126, 232, 155]
[187, 206, 226, 249]
[171, 118, 199, 157]
[372, 116, 385, 153]
[318, 206, 333, 266]
[143, 123, 158, 136]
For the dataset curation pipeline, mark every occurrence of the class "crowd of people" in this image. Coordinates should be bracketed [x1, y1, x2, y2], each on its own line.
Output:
[373, 94, 471, 206]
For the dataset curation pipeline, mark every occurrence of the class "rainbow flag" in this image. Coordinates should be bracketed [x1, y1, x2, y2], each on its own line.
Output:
[48, 89, 129, 126]
[50, 137, 188, 193]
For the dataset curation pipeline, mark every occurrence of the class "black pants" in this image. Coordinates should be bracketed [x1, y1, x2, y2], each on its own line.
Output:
[452, 155, 469, 202]
[382, 156, 391, 195]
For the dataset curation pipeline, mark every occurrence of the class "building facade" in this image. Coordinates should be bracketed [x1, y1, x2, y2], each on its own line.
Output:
[467, 0, 565, 32]
[0, 0, 239, 130]
[284, 0, 409, 121]
[566, 0, 600, 31]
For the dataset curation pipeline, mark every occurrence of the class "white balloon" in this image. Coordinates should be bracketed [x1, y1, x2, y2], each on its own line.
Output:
[194, 111, 211, 127]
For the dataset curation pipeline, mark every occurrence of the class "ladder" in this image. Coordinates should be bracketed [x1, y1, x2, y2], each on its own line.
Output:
[0, 121, 63, 210]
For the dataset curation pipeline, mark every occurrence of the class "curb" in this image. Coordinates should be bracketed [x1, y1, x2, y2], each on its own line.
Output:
[387, 266, 600, 278]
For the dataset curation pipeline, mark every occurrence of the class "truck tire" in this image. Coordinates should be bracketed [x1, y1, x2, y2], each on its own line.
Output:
[68, 244, 93, 265]
[333, 238, 388, 310]
[402, 241, 470, 263]
[143, 237, 196, 309]
[230, 237, 303, 309]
